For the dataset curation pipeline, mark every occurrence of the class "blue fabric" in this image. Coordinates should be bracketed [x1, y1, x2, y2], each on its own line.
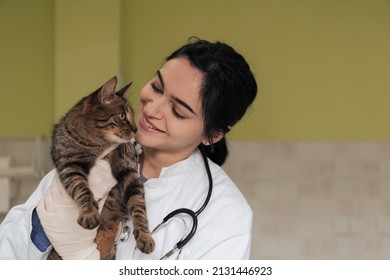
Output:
[140, 174, 148, 184]
[31, 207, 51, 252]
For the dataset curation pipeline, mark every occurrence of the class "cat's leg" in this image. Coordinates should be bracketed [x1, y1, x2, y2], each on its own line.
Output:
[95, 184, 126, 260]
[124, 177, 155, 254]
[107, 144, 155, 254]
[57, 165, 99, 229]
[95, 226, 118, 260]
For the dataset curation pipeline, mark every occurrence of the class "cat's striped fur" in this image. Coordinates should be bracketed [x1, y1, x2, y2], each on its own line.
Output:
[48, 76, 154, 259]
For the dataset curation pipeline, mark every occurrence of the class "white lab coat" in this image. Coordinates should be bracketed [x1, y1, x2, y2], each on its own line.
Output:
[0, 149, 253, 259]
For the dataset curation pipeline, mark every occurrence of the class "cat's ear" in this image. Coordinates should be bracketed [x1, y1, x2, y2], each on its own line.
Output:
[116, 82, 133, 98]
[98, 76, 118, 104]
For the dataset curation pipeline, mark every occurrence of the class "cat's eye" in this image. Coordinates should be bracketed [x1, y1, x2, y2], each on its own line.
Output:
[119, 112, 126, 120]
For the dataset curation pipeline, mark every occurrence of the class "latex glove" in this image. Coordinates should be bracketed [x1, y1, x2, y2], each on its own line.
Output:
[36, 159, 117, 260]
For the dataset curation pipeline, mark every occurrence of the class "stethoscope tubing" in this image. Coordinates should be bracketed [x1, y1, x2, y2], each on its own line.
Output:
[163, 146, 212, 251]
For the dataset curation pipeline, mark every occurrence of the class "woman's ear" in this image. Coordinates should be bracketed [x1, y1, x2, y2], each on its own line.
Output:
[201, 131, 224, 146]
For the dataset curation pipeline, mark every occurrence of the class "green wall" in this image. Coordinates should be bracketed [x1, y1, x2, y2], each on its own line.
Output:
[54, 0, 121, 123]
[0, 0, 54, 138]
[121, 0, 390, 141]
[1, 0, 390, 140]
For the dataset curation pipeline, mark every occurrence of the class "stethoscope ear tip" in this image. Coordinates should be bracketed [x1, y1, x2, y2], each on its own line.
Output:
[151, 222, 165, 235]
[159, 245, 178, 260]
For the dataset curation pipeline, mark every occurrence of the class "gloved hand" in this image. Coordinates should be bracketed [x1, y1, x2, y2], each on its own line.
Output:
[36, 159, 117, 260]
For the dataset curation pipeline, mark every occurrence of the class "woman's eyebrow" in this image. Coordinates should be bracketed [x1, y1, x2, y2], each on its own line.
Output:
[157, 70, 165, 88]
[172, 96, 197, 115]
[157, 69, 197, 116]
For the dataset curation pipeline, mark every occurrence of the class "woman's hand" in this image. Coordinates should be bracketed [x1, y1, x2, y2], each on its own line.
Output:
[36, 159, 117, 259]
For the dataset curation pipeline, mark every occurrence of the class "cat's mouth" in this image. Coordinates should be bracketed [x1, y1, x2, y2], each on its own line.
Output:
[108, 133, 133, 144]
[140, 116, 165, 133]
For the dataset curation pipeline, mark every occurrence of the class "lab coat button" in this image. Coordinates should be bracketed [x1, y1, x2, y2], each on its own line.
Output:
[147, 180, 157, 188]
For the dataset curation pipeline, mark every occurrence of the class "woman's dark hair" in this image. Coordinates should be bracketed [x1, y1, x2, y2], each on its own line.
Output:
[166, 37, 258, 165]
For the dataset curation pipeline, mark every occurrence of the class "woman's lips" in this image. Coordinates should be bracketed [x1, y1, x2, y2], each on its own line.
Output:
[139, 116, 164, 133]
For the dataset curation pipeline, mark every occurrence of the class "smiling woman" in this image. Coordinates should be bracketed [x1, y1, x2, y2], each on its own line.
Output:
[136, 57, 207, 173]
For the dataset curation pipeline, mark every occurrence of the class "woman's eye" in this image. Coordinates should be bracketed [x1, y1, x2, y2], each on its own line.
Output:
[151, 82, 163, 94]
[119, 112, 126, 120]
[171, 105, 185, 120]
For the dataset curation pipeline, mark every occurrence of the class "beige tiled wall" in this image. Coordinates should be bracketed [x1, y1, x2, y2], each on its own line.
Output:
[1, 140, 389, 259]
[223, 141, 390, 259]
[0, 136, 51, 211]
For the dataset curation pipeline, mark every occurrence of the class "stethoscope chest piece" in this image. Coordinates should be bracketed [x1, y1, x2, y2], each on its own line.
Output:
[115, 220, 131, 244]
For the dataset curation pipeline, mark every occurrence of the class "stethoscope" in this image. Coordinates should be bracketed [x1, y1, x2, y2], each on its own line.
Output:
[116, 145, 213, 259]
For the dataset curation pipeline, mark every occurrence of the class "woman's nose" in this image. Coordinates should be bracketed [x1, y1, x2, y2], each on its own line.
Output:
[144, 96, 166, 119]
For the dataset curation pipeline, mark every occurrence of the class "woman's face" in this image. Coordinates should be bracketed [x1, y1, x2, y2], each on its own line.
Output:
[135, 57, 207, 159]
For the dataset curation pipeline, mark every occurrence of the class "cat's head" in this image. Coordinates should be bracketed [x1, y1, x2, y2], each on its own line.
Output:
[87, 76, 137, 144]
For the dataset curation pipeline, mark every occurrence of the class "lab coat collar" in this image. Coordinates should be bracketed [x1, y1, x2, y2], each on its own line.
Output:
[158, 149, 204, 178]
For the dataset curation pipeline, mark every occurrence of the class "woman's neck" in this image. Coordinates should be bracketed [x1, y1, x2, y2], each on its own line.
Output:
[140, 147, 194, 179]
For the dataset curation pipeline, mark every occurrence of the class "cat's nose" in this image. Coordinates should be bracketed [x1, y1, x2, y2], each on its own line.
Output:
[132, 126, 138, 133]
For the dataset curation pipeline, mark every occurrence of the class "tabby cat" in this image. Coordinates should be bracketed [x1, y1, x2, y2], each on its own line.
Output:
[48, 76, 155, 260]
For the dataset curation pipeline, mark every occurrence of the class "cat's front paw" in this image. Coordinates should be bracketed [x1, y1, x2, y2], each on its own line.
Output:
[135, 232, 155, 254]
[78, 207, 100, 229]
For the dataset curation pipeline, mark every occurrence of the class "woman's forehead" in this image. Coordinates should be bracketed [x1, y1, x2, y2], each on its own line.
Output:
[160, 57, 203, 85]
[160, 58, 204, 113]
